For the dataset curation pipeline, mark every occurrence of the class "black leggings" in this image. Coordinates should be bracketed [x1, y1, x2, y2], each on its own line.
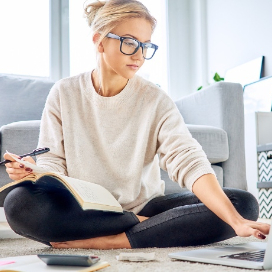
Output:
[3, 185, 259, 248]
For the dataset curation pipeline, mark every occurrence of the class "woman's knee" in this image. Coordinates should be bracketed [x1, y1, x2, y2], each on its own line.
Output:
[223, 188, 259, 221]
[4, 186, 34, 221]
[4, 185, 52, 235]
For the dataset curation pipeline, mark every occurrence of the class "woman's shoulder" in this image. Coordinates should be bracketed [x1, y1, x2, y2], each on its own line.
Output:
[53, 72, 90, 90]
[44, 72, 90, 106]
[134, 75, 175, 109]
[47, 72, 91, 102]
[134, 75, 171, 100]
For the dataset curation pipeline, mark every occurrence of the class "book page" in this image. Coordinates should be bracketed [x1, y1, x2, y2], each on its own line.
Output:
[64, 176, 122, 208]
[7, 152, 122, 211]
[7, 152, 48, 174]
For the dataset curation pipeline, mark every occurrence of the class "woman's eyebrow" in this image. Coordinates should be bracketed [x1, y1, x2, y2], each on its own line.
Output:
[123, 33, 151, 43]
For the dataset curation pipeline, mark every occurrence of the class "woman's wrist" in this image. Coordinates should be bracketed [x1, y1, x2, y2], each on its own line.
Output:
[228, 216, 248, 232]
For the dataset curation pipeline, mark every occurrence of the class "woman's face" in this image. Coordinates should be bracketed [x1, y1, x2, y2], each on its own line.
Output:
[100, 17, 153, 79]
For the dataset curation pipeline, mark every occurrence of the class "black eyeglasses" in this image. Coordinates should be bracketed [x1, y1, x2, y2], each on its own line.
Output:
[106, 33, 158, 60]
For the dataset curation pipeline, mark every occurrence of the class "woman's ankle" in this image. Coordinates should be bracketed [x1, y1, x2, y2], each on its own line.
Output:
[112, 232, 131, 248]
[136, 215, 149, 222]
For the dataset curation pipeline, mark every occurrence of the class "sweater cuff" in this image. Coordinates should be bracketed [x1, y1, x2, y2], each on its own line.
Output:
[183, 165, 216, 192]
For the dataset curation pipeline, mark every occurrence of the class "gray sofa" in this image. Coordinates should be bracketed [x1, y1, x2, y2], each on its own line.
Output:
[0, 74, 246, 193]
[0, 75, 54, 185]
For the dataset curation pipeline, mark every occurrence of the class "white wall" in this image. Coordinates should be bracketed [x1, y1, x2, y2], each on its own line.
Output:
[168, 0, 209, 100]
[167, 0, 191, 100]
[206, 0, 272, 81]
[168, 0, 272, 99]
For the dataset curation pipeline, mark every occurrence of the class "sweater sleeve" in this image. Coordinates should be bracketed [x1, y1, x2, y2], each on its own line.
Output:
[157, 98, 215, 191]
[36, 81, 67, 175]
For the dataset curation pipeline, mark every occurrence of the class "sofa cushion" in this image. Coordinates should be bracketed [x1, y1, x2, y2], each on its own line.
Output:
[0, 120, 41, 187]
[187, 124, 229, 164]
[0, 74, 54, 128]
[0, 120, 41, 159]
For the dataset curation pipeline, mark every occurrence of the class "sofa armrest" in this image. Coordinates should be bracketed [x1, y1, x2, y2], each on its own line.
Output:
[175, 82, 246, 190]
[0, 120, 41, 159]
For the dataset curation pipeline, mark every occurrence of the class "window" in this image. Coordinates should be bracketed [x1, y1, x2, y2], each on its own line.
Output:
[138, 0, 168, 92]
[69, 0, 168, 92]
[0, 0, 50, 78]
[69, 0, 96, 76]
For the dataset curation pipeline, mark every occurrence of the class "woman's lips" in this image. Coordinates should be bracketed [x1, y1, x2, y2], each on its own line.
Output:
[127, 64, 139, 70]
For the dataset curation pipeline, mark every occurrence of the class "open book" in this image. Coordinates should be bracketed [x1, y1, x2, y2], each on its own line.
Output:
[0, 153, 123, 213]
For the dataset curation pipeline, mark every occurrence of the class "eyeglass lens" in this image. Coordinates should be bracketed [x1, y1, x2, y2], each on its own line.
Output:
[121, 38, 155, 59]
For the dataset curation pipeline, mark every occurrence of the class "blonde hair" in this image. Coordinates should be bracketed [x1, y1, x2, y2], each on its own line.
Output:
[84, 0, 157, 45]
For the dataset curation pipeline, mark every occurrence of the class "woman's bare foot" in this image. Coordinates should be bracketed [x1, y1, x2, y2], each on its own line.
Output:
[50, 232, 131, 249]
[50, 215, 149, 249]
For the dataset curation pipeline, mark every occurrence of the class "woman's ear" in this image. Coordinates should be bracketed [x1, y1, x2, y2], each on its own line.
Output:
[93, 33, 104, 53]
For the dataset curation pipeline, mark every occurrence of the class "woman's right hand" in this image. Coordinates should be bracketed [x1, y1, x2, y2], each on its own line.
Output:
[3, 153, 36, 181]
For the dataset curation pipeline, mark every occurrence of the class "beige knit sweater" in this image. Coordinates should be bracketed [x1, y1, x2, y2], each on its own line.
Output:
[36, 72, 215, 214]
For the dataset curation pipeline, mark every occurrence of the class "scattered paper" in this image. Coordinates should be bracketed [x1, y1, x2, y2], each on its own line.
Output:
[116, 252, 155, 262]
[78, 261, 110, 272]
[0, 269, 18, 272]
[0, 260, 15, 266]
[0, 269, 19, 272]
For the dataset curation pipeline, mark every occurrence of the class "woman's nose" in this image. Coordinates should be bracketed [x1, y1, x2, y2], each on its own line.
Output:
[131, 47, 144, 61]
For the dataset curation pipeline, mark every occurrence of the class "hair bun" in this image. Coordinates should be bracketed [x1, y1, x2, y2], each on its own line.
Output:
[84, 0, 106, 27]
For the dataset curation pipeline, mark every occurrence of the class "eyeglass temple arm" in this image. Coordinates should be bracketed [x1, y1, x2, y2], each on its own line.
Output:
[106, 33, 120, 40]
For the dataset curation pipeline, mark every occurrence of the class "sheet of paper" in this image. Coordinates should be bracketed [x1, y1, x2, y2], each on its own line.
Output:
[116, 252, 155, 262]
[0, 260, 15, 266]
[0, 255, 109, 272]
[78, 261, 110, 272]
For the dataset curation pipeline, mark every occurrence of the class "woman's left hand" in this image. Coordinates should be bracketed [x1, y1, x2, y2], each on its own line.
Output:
[232, 218, 270, 240]
[192, 174, 271, 240]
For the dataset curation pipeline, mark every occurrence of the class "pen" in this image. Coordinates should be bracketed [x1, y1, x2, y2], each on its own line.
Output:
[0, 147, 50, 165]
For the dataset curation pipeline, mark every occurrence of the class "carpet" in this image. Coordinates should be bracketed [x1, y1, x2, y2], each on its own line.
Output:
[0, 236, 268, 271]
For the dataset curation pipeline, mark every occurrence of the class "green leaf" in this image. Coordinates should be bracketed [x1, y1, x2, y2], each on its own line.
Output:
[213, 72, 224, 82]
[197, 86, 203, 91]
[213, 72, 220, 82]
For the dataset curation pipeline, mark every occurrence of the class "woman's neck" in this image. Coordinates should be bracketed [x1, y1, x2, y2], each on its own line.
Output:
[92, 69, 129, 97]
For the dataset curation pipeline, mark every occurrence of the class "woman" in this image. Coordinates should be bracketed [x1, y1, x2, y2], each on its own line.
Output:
[3, 0, 269, 249]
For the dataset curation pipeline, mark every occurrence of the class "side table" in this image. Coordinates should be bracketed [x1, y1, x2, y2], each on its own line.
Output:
[244, 111, 272, 199]
[257, 143, 272, 218]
